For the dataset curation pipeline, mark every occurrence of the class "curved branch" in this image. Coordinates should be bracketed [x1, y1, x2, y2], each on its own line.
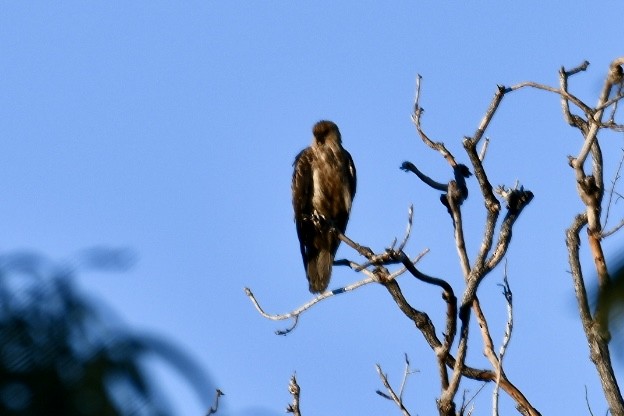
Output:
[401, 161, 448, 191]
[508, 81, 593, 117]
[244, 271, 376, 335]
[393, 249, 458, 391]
[206, 389, 224, 416]
[411, 75, 458, 167]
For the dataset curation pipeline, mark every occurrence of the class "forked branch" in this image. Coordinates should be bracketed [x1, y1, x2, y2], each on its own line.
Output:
[376, 357, 416, 416]
[245, 207, 426, 335]
[411, 74, 458, 167]
[563, 57, 624, 415]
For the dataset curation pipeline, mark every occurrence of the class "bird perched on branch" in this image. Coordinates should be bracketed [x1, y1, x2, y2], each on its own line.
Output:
[292, 120, 357, 293]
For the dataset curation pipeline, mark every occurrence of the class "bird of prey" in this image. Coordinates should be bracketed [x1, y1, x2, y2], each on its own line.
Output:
[292, 120, 357, 293]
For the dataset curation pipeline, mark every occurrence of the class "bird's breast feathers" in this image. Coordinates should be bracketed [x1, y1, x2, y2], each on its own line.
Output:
[310, 145, 353, 217]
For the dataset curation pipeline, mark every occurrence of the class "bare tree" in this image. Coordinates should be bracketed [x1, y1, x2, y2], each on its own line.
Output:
[246, 56, 624, 415]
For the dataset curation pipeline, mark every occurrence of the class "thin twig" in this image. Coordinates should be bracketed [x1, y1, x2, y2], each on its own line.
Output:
[606, 74, 623, 119]
[411, 74, 458, 167]
[376, 363, 412, 416]
[597, 91, 624, 113]
[602, 218, 624, 238]
[493, 262, 514, 416]
[398, 353, 418, 403]
[244, 271, 376, 335]
[585, 385, 595, 416]
[397, 205, 414, 253]
[206, 389, 224, 415]
[335, 209, 417, 272]
[509, 81, 593, 117]
[602, 120, 624, 132]
[602, 148, 624, 232]
[460, 383, 487, 415]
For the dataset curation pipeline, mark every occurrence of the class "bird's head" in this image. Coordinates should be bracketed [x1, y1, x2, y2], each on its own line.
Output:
[313, 120, 341, 144]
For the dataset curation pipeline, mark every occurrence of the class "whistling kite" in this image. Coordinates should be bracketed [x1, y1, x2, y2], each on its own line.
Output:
[292, 121, 356, 293]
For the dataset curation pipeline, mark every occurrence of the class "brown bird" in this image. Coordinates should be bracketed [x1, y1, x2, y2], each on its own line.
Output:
[292, 120, 357, 293]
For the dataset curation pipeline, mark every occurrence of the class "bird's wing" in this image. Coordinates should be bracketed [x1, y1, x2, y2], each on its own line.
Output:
[345, 149, 357, 199]
[292, 148, 314, 268]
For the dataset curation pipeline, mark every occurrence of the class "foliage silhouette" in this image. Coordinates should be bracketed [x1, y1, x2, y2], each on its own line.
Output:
[0, 249, 213, 416]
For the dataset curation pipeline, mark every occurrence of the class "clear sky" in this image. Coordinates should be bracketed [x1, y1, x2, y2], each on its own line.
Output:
[2, 2, 624, 415]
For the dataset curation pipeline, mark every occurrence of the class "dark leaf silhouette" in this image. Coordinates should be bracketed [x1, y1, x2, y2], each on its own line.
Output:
[0, 251, 214, 416]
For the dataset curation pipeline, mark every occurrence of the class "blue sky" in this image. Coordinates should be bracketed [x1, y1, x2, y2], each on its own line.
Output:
[2, 2, 624, 415]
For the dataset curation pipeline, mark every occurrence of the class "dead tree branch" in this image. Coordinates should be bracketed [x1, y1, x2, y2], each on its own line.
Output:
[244, 269, 376, 335]
[401, 161, 448, 191]
[399, 354, 417, 404]
[493, 265, 514, 416]
[376, 360, 414, 416]
[402, 74, 537, 416]
[286, 374, 301, 416]
[411, 74, 458, 167]
[586, 385, 596, 416]
[560, 57, 624, 415]
[206, 389, 224, 416]
[603, 149, 624, 234]
[460, 383, 487, 416]
[244, 246, 429, 335]
[388, 249, 457, 389]
[245, 207, 427, 335]
[380, 264, 539, 415]
[245, 57, 624, 416]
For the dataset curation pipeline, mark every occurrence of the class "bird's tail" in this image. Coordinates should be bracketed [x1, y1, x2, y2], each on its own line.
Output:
[306, 249, 333, 293]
